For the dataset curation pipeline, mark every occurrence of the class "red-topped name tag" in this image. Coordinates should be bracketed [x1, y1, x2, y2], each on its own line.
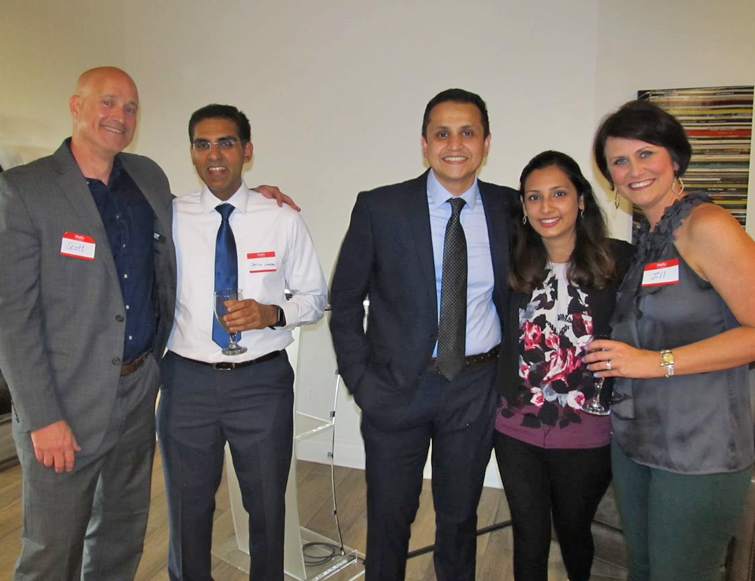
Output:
[247, 251, 277, 273]
[641, 258, 679, 287]
[60, 232, 96, 261]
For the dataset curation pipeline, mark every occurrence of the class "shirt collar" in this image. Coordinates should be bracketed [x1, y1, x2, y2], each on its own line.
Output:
[66, 137, 124, 185]
[200, 181, 250, 215]
[110, 155, 124, 183]
[427, 170, 479, 210]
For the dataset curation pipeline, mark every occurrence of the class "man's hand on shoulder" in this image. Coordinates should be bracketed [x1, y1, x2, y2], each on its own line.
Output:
[253, 185, 301, 212]
[30, 420, 81, 473]
[223, 299, 279, 332]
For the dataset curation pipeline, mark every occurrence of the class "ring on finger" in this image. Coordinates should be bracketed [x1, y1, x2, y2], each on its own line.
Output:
[606, 360, 612, 371]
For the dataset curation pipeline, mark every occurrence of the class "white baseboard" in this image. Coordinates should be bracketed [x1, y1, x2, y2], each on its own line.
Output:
[296, 434, 366, 470]
[295, 436, 503, 490]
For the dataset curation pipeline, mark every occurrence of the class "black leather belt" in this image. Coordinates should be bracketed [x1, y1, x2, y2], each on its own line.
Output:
[121, 352, 149, 377]
[170, 350, 281, 371]
[430, 344, 500, 371]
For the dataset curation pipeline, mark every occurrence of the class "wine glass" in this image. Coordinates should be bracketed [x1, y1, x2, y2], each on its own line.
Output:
[214, 288, 248, 356]
[581, 333, 611, 416]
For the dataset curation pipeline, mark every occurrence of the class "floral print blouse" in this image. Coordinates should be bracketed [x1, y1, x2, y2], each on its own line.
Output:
[496, 263, 612, 449]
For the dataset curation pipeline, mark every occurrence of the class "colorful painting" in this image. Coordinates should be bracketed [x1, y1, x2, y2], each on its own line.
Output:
[637, 86, 753, 228]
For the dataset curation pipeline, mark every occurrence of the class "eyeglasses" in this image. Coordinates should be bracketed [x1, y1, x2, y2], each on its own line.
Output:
[191, 138, 245, 152]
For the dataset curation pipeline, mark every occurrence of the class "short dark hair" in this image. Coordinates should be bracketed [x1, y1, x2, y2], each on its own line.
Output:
[593, 99, 692, 186]
[510, 150, 616, 293]
[422, 88, 490, 138]
[188, 104, 251, 143]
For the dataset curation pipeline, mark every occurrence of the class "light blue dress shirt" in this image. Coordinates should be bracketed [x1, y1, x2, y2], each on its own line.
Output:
[427, 170, 501, 357]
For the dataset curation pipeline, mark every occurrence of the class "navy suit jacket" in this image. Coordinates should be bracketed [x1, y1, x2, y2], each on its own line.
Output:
[330, 171, 514, 417]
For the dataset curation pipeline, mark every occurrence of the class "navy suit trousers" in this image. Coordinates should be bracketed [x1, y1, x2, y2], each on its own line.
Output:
[157, 351, 294, 581]
[360, 359, 497, 581]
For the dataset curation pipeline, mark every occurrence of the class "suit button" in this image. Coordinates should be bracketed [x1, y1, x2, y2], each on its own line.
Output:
[116, 315, 125, 322]
[113, 357, 121, 366]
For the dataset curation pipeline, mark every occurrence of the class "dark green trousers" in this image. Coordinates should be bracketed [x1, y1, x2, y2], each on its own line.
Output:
[612, 441, 751, 581]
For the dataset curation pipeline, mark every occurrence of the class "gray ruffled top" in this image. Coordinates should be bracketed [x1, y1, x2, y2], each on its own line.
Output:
[611, 192, 754, 474]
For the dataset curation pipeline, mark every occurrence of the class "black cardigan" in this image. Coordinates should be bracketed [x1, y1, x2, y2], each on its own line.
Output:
[495, 238, 635, 405]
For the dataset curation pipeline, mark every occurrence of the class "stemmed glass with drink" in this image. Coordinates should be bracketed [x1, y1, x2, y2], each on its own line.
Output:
[214, 288, 248, 356]
[581, 333, 611, 416]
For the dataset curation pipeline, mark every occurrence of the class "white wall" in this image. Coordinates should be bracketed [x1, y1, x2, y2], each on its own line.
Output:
[2, 0, 752, 485]
[117, 0, 601, 481]
[0, 1, 125, 163]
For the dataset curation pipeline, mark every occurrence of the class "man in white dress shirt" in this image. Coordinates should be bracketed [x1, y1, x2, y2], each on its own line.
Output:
[158, 103, 328, 581]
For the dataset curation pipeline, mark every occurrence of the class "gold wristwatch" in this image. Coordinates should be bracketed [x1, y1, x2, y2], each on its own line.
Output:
[660, 349, 675, 378]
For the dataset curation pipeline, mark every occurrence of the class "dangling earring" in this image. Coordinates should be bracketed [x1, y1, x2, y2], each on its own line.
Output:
[522, 215, 528, 225]
[580, 209, 585, 219]
[671, 177, 685, 197]
[614, 187, 621, 209]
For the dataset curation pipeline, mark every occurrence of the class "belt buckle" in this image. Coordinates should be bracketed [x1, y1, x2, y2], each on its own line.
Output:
[212, 362, 234, 371]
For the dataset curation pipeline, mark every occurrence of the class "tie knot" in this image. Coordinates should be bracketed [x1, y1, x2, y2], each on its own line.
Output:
[449, 197, 465, 216]
[216, 203, 235, 221]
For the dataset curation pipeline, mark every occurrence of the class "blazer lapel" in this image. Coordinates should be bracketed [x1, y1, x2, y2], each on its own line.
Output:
[479, 180, 512, 321]
[406, 172, 437, 315]
[121, 155, 172, 238]
[479, 180, 509, 289]
[53, 144, 119, 285]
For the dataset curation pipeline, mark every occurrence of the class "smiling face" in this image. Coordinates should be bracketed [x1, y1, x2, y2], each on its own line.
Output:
[422, 101, 491, 195]
[190, 117, 253, 201]
[522, 165, 584, 260]
[69, 67, 139, 160]
[604, 137, 679, 224]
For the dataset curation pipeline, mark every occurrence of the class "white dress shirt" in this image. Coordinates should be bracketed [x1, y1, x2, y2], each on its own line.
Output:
[167, 182, 328, 362]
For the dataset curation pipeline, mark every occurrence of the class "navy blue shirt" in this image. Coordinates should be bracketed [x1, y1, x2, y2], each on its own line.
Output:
[85, 155, 156, 362]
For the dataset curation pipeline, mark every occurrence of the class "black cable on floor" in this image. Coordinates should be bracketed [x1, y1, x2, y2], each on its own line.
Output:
[406, 519, 513, 559]
[302, 542, 340, 566]
[302, 542, 364, 568]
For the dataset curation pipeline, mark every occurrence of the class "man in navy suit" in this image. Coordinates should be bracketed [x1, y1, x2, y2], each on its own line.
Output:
[330, 89, 514, 581]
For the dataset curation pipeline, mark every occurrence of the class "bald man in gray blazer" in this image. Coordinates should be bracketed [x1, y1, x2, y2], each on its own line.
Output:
[0, 67, 176, 581]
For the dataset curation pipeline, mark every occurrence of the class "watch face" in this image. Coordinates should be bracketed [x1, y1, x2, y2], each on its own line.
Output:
[661, 351, 674, 364]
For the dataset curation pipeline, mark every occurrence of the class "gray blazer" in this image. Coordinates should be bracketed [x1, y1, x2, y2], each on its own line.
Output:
[0, 141, 176, 454]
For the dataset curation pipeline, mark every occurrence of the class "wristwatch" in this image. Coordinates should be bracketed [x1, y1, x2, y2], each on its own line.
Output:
[268, 305, 287, 329]
[660, 349, 675, 378]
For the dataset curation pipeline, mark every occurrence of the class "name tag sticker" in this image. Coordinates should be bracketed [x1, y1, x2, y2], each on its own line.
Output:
[60, 232, 96, 261]
[247, 252, 277, 273]
[641, 258, 679, 287]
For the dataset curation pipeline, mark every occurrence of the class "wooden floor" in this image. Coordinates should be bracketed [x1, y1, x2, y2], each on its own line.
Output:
[0, 449, 614, 580]
[0, 417, 15, 471]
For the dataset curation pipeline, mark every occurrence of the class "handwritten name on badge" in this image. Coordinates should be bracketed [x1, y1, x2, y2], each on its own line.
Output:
[641, 258, 680, 287]
[60, 232, 96, 261]
[247, 252, 276, 273]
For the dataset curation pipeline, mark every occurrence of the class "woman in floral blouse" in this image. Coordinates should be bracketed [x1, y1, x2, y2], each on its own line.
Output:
[494, 150, 633, 581]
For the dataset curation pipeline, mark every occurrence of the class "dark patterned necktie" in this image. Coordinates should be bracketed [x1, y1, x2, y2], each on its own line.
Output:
[213, 204, 238, 348]
[436, 197, 467, 380]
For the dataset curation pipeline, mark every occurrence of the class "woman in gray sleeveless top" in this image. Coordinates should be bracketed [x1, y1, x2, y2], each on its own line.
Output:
[586, 100, 755, 581]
